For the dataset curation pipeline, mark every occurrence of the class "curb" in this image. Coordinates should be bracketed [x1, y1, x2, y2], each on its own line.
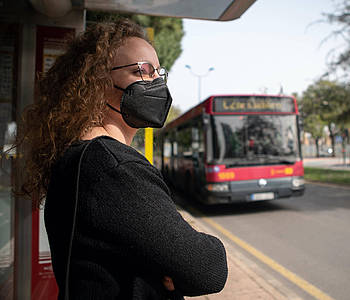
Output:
[177, 207, 302, 300]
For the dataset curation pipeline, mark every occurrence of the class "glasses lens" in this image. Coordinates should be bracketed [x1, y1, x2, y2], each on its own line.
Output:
[139, 63, 155, 82]
[138, 63, 168, 83]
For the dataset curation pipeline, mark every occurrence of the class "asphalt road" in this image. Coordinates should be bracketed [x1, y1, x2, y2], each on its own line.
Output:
[176, 183, 350, 300]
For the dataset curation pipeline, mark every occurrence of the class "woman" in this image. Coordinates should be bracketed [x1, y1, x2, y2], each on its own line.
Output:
[18, 18, 227, 299]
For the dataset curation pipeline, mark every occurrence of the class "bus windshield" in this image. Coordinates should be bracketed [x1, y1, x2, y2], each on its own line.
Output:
[212, 114, 300, 166]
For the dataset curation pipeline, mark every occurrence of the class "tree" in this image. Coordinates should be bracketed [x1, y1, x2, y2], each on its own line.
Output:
[302, 114, 325, 157]
[86, 11, 184, 71]
[165, 104, 182, 125]
[321, 1, 350, 124]
[300, 80, 350, 156]
[323, 1, 350, 73]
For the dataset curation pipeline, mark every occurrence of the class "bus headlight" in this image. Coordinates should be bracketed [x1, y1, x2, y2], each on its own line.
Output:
[292, 177, 305, 188]
[206, 183, 229, 192]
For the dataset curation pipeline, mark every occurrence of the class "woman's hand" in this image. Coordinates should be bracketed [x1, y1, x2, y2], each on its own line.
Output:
[162, 276, 175, 291]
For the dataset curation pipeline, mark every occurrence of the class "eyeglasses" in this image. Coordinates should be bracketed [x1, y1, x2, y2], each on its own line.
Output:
[111, 62, 168, 83]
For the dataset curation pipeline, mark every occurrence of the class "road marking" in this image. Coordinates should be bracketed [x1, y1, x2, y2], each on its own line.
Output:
[191, 208, 335, 300]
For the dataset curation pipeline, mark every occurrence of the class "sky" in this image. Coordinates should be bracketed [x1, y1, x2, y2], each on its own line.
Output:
[166, 0, 344, 113]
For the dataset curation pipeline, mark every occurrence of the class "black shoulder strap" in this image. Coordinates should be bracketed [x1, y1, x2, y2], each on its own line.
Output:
[64, 140, 92, 300]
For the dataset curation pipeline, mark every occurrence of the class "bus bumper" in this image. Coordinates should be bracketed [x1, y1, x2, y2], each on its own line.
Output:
[200, 176, 305, 205]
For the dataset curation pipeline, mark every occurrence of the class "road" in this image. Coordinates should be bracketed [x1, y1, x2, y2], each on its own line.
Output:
[175, 183, 350, 300]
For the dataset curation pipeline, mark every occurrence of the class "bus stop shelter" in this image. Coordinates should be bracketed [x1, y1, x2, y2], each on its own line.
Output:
[0, 1, 255, 299]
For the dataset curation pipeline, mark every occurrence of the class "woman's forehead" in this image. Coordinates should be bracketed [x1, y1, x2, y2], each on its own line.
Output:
[115, 37, 159, 66]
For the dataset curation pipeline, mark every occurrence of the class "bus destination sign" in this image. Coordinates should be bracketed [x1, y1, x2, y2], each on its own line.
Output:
[213, 96, 296, 113]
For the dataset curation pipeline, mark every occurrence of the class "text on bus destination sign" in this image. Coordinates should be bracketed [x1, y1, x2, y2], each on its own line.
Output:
[213, 96, 295, 113]
[223, 100, 282, 110]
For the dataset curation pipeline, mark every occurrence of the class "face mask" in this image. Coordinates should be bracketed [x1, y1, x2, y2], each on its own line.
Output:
[107, 77, 173, 128]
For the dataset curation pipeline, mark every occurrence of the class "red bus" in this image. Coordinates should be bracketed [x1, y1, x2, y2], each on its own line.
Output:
[155, 94, 305, 205]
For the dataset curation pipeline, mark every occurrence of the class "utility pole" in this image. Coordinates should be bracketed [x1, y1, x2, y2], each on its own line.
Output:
[185, 65, 214, 103]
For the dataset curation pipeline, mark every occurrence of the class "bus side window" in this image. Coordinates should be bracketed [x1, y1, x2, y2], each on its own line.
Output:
[191, 118, 205, 160]
[173, 141, 178, 156]
[163, 133, 172, 160]
[177, 125, 192, 158]
[171, 131, 178, 157]
[192, 127, 199, 151]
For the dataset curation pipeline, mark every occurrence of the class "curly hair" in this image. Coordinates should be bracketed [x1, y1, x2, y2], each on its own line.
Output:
[17, 18, 148, 208]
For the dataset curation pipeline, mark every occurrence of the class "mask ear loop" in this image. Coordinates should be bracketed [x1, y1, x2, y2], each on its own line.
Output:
[114, 84, 126, 92]
[108, 84, 128, 116]
[106, 103, 122, 114]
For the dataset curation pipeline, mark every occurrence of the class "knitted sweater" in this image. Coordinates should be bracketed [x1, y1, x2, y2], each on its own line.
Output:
[44, 136, 228, 300]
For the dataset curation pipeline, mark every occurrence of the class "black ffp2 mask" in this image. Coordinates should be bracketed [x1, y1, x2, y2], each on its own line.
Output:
[107, 77, 173, 128]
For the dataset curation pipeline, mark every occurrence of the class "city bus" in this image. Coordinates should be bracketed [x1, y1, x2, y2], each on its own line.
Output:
[155, 94, 305, 205]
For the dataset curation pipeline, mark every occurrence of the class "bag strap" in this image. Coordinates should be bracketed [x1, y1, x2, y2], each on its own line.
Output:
[64, 140, 92, 300]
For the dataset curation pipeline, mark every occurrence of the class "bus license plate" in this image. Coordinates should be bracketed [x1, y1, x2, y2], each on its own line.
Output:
[250, 192, 274, 201]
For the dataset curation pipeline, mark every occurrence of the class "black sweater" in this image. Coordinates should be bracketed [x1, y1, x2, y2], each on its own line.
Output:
[45, 136, 228, 300]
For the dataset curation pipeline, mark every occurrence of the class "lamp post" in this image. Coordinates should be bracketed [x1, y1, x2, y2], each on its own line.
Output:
[185, 65, 214, 103]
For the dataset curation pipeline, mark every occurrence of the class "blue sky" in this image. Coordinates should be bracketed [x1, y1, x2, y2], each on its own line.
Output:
[166, 0, 343, 112]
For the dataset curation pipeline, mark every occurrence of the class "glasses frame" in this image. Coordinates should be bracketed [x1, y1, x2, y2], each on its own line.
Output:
[111, 62, 168, 83]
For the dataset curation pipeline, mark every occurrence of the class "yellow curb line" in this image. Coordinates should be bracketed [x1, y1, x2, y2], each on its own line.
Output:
[190, 207, 335, 300]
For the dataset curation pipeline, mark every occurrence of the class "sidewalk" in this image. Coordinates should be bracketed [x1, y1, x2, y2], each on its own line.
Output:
[177, 208, 302, 300]
[303, 157, 350, 171]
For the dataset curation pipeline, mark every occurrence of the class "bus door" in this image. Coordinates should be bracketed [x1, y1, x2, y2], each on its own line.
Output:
[191, 117, 206, 193]
[170, 131, 178, 180]
[178, 125, 193, 176]
[162, 133, 172, 179]
[204, 112, 214, 179]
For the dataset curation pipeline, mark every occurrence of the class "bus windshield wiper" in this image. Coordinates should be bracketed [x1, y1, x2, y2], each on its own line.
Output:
[266, 158, 295, 164]
[225, 162, 240, 168]
[225, 161, 263, 168]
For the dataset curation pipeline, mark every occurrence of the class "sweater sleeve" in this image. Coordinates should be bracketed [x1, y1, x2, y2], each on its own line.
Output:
[81, 152, 228, 296]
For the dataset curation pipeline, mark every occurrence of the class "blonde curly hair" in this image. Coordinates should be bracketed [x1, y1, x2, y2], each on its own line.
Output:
[17, 18, 148, 207]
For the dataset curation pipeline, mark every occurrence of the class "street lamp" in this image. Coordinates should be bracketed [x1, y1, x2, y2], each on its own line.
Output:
[185, 65, 214, 103]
